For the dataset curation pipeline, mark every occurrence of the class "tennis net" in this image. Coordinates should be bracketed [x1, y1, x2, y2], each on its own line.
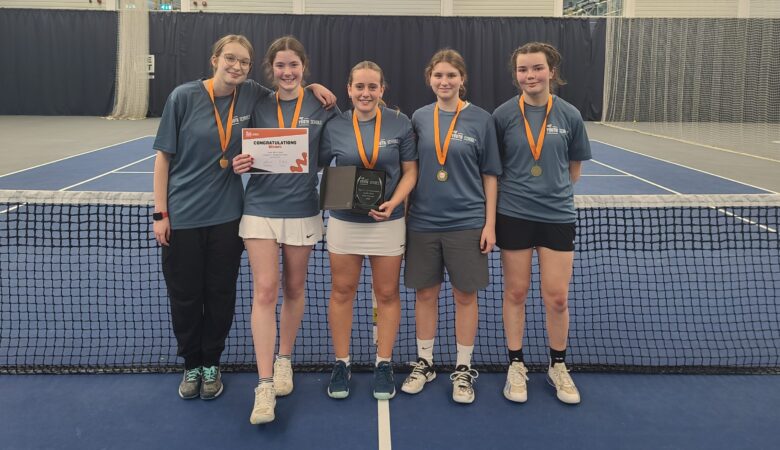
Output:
[1, 190, 778, 374]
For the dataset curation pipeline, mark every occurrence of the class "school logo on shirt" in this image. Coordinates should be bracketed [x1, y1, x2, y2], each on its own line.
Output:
[298, 117, 323, 127]
[379, 139, 399, 147]
[232, 115, 251, 125]
[546, 124, 568, 135]
[451, 130, 477, 144]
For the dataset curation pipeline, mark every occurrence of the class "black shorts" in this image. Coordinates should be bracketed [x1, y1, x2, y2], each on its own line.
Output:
[495, 213, 575, 252]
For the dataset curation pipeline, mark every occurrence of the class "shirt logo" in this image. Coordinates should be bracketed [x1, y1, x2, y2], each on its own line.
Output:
[379, 138, 399, 147]
[232, 115, 250, 125]
[451, 129, 477, 144]
[298, 117, 323, 127]
[546, 124, 567, 135]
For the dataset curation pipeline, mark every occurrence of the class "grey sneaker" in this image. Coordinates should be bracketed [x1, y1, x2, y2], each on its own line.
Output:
[200, 365, 224, 400]
[178, 367, 202, 399]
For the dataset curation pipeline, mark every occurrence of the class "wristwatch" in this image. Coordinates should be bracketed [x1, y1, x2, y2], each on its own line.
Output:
[152, 211, 169, 221]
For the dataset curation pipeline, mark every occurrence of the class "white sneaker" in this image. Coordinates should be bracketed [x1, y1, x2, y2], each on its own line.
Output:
[449, 365, 478, 404]
[273, 356, 294, 397]
[504, 361, 529, 403]
[250, 384, 276, 424]
[401, 358, 436, 394]
[547, 363, 580, 404]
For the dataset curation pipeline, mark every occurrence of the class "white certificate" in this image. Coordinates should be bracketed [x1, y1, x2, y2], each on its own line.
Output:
[242, 128, 310, 174]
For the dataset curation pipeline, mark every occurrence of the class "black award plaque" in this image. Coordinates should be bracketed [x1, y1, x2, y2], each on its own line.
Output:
[320, 166, 386, 213]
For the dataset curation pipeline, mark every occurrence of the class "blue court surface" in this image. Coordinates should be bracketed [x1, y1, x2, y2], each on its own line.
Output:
[1, 137, 778, 449]
[0, 137, 772, 195]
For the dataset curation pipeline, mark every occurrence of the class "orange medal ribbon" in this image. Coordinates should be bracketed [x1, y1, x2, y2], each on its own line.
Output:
[433, 100, 464, 167]
[276, 87, 304, 128]
[206, 78, 237, 169]
[352, 107, 383, 169]
[518, 95, 553, 164]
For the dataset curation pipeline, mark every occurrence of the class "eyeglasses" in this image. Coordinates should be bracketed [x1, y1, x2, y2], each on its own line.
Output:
[222, 54, 252, 70]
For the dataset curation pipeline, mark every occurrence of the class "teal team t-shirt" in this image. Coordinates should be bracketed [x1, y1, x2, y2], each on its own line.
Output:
[243, 90, 339, 218]
[407, 102, 502, 232]
[319, 106, 418, 224]
[154, 79, 271, 229]
[493, 95, 591, 223]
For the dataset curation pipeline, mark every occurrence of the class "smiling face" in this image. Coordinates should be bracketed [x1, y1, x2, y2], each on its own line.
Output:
[272, 49, 304, 95]
[348, 68, 385, 117]
[211, 42, 252, 90]
[429, 61, 464, 104]
[515, 51, 553, 99]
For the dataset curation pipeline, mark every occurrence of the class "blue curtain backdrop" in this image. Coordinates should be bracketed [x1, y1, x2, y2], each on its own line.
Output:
[1, 9, 605, 119]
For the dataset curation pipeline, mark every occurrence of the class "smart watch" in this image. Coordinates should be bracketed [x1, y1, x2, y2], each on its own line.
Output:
[152, 211, 169, 221]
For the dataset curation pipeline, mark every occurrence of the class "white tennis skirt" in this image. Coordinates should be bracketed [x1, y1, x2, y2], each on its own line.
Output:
[239, 214, 323, 246]
[326, 216, 406, 256]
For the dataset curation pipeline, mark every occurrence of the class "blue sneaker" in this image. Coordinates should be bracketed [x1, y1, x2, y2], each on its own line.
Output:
[328, 361, 351, 399]
[373, 361, 396, 400]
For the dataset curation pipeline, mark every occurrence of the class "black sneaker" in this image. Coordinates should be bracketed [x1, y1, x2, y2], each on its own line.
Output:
[373, 361, 396, 400]
[327, 361, 351, 399]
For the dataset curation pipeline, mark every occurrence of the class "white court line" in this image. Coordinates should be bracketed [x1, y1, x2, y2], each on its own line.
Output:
[377, 400, 392, 450]
[593, 141, 778, 233]
[115, 171, 153, 174]
[59, 155, 156, 191]
[591, 139, 779, 194]
[582, 174, 629, 177]
[715, 207, 777, 233]
[0, 135, 155, 179]
[589, 159, 681, 195]
[598, 123, 780, 164]
[1, 155, 155, 214]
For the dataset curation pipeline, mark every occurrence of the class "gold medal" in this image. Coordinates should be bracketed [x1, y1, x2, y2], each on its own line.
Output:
[433, 100, 463, 185]
[206, 78, 237, 170]
[519, 95, 553, 177]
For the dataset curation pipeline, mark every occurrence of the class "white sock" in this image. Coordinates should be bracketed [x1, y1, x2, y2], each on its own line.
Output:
[376, 356, 391, 366]
[417, 338, 435, 365]
[336, 356, 350, 366]
[456, 343, 474, 369]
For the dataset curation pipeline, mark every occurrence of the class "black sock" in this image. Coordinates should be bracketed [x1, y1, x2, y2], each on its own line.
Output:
[508, 348, 524, 364]
[550, 348, 566, 366]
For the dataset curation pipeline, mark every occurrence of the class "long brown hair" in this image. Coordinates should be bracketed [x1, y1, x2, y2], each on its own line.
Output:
[424, 48, 468, 99]
[263, 35, 310, 86]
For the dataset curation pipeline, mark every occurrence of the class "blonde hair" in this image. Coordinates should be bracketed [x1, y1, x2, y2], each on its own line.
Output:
[348, 60, 387, 107]
[424, 49, 468, 99]
[210, 34, 254, 74]
[509, 42, 567, 92]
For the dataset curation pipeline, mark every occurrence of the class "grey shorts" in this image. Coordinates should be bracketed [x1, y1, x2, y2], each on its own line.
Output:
[403, 228, 489, 293]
